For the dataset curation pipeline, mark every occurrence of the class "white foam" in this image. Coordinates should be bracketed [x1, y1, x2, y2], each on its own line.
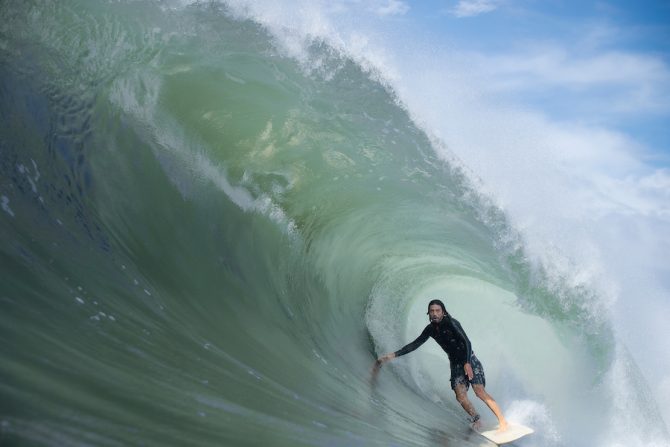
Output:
[598, 347, 670, 447]
[505, 400, 560, 445]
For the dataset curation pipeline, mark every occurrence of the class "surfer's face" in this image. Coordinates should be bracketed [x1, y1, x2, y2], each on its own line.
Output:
[428, 304, 445, 323]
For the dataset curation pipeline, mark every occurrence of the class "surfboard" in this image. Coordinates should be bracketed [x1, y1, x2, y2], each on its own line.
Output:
[477, 424, 534, 445]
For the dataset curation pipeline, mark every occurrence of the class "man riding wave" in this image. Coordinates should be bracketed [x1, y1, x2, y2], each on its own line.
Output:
[375, 299, 508, 432]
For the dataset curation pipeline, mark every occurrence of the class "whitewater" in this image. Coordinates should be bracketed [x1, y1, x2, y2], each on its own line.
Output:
[1, 1, 668, 446]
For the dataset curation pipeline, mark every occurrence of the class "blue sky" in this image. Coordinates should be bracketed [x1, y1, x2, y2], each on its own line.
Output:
[366, 0, 670, 163]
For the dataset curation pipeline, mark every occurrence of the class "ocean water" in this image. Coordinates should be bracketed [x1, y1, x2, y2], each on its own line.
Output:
[1, 1, 668, 446]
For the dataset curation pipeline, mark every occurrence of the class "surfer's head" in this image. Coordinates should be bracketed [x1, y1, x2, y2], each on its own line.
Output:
[427, 299, 447, 323]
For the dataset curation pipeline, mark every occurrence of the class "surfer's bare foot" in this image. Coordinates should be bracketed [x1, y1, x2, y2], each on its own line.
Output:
[470, 414, 482, 431]
[496, 421, 508, 432]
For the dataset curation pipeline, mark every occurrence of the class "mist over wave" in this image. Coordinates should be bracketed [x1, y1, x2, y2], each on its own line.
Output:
[1, 1, 668, 446]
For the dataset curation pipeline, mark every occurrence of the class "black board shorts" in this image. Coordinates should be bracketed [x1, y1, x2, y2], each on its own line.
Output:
[450, 353, 486, 390]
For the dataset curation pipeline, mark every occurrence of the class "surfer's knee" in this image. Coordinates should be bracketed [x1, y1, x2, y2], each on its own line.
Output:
[454, 386, 469, 404]
[473, 385, 489, 400]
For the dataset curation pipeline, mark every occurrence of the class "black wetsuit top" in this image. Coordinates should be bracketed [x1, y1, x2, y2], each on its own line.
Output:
[393, 314, 473, 365]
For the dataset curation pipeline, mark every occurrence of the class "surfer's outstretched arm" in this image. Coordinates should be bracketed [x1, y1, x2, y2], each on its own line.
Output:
[375, 325, 430, 366]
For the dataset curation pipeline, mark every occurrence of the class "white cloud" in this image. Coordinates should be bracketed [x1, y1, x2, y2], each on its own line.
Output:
[639, 169, 670, 193]
[374, 0, 409, 16]
[487, 45, 669, 88]
[450, 0, 499, 18]
[460, 41, 670, 116]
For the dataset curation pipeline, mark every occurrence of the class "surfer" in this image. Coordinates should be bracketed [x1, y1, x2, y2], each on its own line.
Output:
[374, 299, 508, 432]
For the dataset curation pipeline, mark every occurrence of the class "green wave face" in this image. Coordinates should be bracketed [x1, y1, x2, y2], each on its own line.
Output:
[0, 2, 666, 447]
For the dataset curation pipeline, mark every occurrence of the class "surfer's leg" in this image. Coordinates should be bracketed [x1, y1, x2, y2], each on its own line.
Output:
[472, 384, 508, 431]
[453, 383, 480, 427]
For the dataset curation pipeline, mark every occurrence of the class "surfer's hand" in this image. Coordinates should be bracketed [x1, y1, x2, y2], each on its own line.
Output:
[372, 354, 392, 379]
[464, 363, 474, 380]
[376, 353, 395, 366]
[371, 355, 386, 387]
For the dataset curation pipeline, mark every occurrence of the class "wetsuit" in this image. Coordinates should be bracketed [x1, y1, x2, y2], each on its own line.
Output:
[393, 314, 485, 390]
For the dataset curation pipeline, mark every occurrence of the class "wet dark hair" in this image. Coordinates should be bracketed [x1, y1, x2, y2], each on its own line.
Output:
[427, 299, 447, 314]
